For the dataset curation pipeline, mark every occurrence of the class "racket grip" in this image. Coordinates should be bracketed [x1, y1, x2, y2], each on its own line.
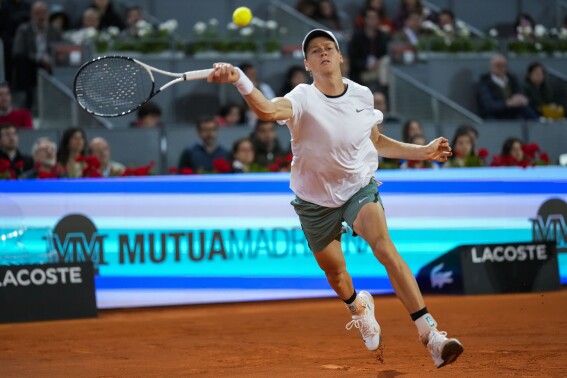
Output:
[184, 68, 214, 80]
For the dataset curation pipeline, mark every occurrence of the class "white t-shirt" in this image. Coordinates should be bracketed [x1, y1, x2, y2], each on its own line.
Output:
[281, 78, 383, 207]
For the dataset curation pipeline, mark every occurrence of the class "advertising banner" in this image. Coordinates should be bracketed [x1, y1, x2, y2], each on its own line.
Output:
[0, 262, 97, 323]
[1, 168, 566, 308]
[416, 242, 560, 294]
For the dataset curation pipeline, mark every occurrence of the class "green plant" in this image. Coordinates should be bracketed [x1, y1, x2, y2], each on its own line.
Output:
[187, 17, 286, 55]
[417, 21, 497, 53]
[507, 25, 567, 55]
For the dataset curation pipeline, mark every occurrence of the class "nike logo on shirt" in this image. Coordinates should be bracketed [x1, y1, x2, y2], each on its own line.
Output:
[356, 109, 364, 112]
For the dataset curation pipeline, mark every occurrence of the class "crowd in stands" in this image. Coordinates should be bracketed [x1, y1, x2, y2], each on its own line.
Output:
[1, 0, 566, 180]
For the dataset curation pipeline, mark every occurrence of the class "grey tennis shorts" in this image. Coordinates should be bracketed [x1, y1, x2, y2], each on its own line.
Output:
[290, 179, 383, 253]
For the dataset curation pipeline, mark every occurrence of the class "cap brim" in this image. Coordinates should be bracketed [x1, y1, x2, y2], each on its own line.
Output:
[302, 29, 339, 57]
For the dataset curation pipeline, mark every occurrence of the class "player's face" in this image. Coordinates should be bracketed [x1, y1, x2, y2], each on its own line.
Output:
[304, 37, 342, 73]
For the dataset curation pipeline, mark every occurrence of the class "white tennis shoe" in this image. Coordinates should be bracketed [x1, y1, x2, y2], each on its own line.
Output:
[423, 329, 464, 368]
[345, 291, 381, 351]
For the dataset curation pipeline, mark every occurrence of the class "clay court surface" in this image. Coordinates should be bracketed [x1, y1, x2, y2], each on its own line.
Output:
[1, 289, 566, 377]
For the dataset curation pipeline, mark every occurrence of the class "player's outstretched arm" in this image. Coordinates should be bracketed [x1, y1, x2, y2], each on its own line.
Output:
[371, 126, 452, 162]
[207, 63, 292, 122]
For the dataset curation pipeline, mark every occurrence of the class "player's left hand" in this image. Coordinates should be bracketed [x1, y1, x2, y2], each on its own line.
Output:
[425, 137, 452, 162]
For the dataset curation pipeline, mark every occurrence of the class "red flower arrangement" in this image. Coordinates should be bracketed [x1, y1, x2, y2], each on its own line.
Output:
[268, 153, 293, 172]
[491, 143, 550, 168]
[77, 155, 103, 178]
[33, 162, 59, 179]
[76, 155, 155, 177]
[168, 167, 194, 175]
[212, 158, 231, 173]
[121, 161, 155, 176]
[0, 158, 16, 179]
[478, 148, 489, 159]
[446, 148, 487, 168]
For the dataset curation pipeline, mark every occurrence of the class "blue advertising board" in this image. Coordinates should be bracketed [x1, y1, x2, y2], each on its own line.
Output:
[1, 167, 566, 308]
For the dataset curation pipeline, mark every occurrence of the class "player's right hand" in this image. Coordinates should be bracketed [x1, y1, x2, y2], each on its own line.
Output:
[208, 63, 240, 84]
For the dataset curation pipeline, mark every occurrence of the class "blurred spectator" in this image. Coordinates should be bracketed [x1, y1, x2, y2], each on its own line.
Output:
[231, 137, 255, 173]
[400, 134, 438, 169]
[401, 119, 423, 143]
[0, 81, 33, 128]
[493, 138, 549, 167]
[395, 0, 432, 30]
[88, 137, 125, 177]
[0, 0, 31, 83]
[55, 127, 87, 178]
[240, 62, 275, 100]
[12, 1, 62, 110]
[121, 5, 146, 38]
[131, 102, 162, 128]
[513, 12, 536, 39]
[82, 7, 101, 30]
[523, 61, 564, 118]
[373, 91, 399, 123]
[88, 0, 124, 30]
[477, 54, 538, 120]
[501, 137, 525, 164]
[355, 0, 396, 34]
[0, 123, 34, 177]
[178, 116, 229, 172]
[295, 0, 317, 19]
[63, 8, 100, 44]
[398, 10, 422, 46]
[279, 65, 308, 96]
[348, 7, 389, 91]
[48, 4, 70, 32]
[21, 136, 57, 178]
[443, 128, 477, 168]
[454, 124, 479, 153]
[437, 9, 456, 34]
[455, 124, 478, 144]
[215, 103, 243, 126]
[240, 62, 276, 126]
[251, 119, 287, 167]
[313, 0, 343, 31]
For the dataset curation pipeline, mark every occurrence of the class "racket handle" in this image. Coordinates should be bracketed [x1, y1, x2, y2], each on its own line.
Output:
[184, 68, 214, 81]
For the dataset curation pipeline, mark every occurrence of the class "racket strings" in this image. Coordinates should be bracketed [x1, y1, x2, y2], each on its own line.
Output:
[74, 57, 153, 117]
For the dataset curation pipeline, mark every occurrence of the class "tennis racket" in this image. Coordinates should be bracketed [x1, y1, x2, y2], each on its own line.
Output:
[73, 56, 213, 117]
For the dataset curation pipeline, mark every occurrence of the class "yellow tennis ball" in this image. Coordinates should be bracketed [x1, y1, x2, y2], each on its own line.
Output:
[233, 6, 252, 27]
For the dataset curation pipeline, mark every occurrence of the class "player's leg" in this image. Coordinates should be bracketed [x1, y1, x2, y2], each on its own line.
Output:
[312, 239, 381, 351]
[351, 199, 463, 367]
[290, 196, 380, 351]
[353, 201, 423, 313]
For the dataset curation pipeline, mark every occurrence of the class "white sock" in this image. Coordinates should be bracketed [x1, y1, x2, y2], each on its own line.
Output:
[415, 313, 437, 339]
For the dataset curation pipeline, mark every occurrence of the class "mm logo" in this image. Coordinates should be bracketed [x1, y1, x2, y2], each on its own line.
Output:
[50, 214, 108, 269]
[530, 198, 567, 253]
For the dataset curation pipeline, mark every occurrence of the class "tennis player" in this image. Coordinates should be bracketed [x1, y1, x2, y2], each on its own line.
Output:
[207, 29, 463, 368]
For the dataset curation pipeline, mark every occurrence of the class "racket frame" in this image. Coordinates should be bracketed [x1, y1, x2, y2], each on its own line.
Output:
[73, 55, 213, 117]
